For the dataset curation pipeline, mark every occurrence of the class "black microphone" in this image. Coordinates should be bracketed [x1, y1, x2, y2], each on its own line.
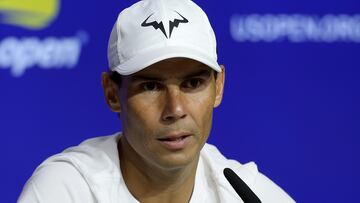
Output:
[223, 168, 262, 203]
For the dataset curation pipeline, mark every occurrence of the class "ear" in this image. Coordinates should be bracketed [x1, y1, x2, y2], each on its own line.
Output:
[101, 72, 121, 112]
[214, 65, 225, 108]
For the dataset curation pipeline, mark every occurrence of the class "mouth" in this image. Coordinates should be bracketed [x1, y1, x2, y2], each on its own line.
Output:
[157, 133, 192, 150]
[157, 135, 190, 142]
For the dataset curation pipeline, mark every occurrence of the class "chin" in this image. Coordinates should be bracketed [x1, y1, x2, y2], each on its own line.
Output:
[153, 150, 199, 170]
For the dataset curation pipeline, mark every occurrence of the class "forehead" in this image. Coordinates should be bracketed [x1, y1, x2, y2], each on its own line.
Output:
[130, 58, 212, 79]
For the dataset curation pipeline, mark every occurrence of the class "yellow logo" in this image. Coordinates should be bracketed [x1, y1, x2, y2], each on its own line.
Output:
[0, 0, 60, 29]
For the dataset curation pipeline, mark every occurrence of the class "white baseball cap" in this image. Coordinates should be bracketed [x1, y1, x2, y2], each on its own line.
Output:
[108, 0, 221, 75]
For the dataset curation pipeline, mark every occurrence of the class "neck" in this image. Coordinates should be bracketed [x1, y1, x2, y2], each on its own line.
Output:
[118, 136, 199, 203]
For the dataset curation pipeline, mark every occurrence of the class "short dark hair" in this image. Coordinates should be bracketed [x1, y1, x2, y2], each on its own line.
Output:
[109, 71, 122, 87]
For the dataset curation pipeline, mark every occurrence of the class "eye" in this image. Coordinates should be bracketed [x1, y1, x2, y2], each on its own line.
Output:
[183, 78, 203, 89]
[142, 82, 160, 91]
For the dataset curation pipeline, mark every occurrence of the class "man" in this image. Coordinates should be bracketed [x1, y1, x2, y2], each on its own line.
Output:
[18, 0, 295, 202]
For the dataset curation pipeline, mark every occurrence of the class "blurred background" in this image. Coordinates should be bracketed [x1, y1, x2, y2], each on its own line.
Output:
[1, 0, 358, 202]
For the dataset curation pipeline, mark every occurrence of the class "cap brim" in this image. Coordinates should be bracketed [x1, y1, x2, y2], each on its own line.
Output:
[111, 45, 221, 75]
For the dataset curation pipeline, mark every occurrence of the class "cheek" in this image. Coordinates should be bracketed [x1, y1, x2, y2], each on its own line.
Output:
[187, 89, 216, 137]
[122, 95, 160, 138]
[199, 100, 214, 136]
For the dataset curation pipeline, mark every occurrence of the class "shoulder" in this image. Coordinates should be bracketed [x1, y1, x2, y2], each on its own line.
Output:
[18, 133, 121, 203]
[18, 161, 95, 203]
[201, 143, 258, 175]
[200, 143, 296, 203]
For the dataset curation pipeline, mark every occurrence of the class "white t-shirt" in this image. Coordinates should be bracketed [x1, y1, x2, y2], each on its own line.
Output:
[18, 133, 295, 203]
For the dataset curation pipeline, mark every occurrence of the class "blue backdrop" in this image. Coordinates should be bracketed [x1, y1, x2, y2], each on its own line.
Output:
[1, 0, 358, 202]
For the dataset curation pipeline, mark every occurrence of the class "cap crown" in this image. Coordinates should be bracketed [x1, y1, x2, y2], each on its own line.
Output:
[108, 0, 219, 75]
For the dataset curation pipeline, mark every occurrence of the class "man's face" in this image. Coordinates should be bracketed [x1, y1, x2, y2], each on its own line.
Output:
[114, 58, 224, 170]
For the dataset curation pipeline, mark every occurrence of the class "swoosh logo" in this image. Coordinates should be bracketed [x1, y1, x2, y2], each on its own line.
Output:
[0, 0, 60, 29]
[141, 11, 189, 39]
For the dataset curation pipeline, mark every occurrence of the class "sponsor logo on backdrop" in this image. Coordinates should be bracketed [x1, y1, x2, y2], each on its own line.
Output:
[0, 32, 88, 77]
[0, 0, 88, 77]
[0, 0, 59, 29]
[230, 14, 360, 43]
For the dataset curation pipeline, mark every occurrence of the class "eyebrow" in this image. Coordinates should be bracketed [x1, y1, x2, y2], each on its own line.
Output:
[131, 69, 212, 82]
[183, 69, 212, 79]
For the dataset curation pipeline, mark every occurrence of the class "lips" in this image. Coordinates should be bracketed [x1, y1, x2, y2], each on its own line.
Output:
[157, 135, 189, 141]
[157, 132, 192, 150]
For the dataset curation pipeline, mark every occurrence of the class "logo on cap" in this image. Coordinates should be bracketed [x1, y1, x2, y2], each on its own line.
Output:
[141, 11, 189, 39]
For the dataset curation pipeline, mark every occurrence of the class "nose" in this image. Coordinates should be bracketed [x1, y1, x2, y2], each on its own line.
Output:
[161, 87, 187, 122]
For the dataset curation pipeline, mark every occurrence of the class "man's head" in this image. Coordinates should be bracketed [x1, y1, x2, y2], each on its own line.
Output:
[102, 0, 225, 171]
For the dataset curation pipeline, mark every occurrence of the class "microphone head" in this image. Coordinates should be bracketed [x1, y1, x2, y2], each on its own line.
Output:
[223, 168, 262, 203]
